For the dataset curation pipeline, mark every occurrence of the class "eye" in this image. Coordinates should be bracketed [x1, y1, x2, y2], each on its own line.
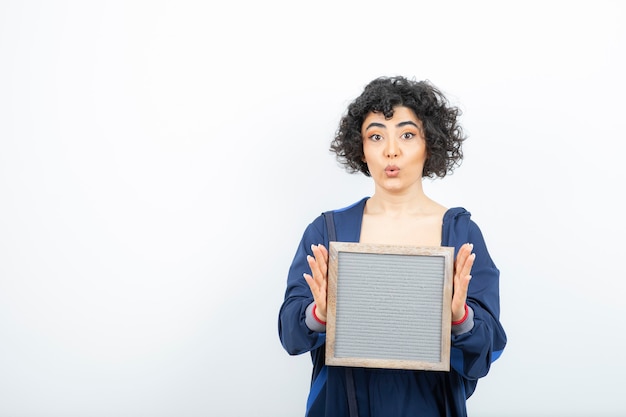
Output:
[401, 132, 415, 140]
[368, 134, 383, 142]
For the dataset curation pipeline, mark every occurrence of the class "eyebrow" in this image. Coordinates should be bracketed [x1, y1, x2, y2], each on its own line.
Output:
[397, 121, 420, 129]
[364, 120, 421, 130]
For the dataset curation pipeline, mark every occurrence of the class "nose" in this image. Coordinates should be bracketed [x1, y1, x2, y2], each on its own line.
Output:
[385, 138, 399, 158]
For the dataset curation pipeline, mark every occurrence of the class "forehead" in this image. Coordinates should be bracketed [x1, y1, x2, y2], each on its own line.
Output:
[362, 106, 420, 128]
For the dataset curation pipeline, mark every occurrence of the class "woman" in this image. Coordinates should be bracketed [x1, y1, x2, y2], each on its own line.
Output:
[278, 76, 507, 417]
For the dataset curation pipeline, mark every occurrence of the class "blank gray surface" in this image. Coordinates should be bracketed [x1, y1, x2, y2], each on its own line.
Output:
[335, 252, 445, 362]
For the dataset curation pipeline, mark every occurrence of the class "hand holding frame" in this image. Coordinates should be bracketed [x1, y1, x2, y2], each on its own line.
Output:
[303, 244, 329, 322]
[452, 243, 475, 322]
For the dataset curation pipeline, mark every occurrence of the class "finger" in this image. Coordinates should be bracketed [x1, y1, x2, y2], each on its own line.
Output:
[454, 253, 474, 291]
[452, 244, 474, 302]
[307, 253, 328, 301]
[311, 244, 329, 276]
[455, 243, 472, 269]
[303, 272, 319, 293]
[459, 252, 475, 279]
[452, 267, 471, 303]
[304, 273, 327, 313]
[452, 273, 471, 312]
[303, 270, 325, 297]
[307, 255, 323, 284]
[317, 244, 329, 263]
[453, 271, 472, 297]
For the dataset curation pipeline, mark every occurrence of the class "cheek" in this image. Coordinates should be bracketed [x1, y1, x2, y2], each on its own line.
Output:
[361, 143, 372, 162]
[419, 141, 429, 161]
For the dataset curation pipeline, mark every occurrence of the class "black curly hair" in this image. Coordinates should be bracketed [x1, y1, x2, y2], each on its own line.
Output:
[330, 76, 466, 178]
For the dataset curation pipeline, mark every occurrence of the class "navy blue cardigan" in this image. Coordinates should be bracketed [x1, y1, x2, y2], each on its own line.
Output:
[278, 197, 507, 417]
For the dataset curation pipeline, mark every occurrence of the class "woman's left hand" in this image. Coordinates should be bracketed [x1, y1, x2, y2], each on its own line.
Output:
[451, 243, 475, 322]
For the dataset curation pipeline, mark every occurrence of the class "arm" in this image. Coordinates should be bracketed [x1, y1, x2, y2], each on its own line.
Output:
[450, 220, 507, 380]
[278, 217, 328, 355]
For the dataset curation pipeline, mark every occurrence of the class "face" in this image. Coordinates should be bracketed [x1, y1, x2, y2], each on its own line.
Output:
[361, 106, 427, 192]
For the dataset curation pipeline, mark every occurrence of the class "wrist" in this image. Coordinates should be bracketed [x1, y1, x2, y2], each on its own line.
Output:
[313, 303, 327, 325]
[452, 304, 469, 325]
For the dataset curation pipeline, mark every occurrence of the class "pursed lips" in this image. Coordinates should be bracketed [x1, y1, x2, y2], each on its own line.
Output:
[385, 165, 400, 177]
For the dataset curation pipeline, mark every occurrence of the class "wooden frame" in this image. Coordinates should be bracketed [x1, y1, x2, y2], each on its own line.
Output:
[326, 242, 454, 371]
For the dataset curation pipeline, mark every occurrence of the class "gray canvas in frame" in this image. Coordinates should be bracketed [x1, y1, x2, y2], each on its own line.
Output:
[326, 242, 453, 371]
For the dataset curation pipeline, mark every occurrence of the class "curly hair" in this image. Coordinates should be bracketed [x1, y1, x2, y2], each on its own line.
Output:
[330, 76, 466, 178]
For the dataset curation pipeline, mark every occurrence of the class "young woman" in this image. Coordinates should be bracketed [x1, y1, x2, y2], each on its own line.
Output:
[278, 76, 507, 417]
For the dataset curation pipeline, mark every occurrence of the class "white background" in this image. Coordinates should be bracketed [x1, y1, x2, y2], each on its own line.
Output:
[1, 1, 625, 416]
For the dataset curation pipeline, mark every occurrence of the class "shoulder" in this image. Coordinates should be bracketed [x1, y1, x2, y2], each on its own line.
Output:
[306, 197, 368, 232]
[442, 207, 496, 263]
[317, 197, 369, 243]
[442, 207, 487, 246]
[443, 206, 472, 229]
[329, 197, 369, 215]
[322, 197, 369, 222]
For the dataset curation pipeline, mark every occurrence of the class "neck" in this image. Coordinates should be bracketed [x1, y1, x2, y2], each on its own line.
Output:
[367, 188, 436, 216]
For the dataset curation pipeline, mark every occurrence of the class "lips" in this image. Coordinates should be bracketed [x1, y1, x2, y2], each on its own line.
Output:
[385, 165, 400, 177]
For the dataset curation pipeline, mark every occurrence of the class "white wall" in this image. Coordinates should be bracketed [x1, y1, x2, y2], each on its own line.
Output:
[1, 1, 624, 416]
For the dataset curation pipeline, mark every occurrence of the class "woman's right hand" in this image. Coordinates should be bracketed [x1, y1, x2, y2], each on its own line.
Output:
[303, 244, 329, 321]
